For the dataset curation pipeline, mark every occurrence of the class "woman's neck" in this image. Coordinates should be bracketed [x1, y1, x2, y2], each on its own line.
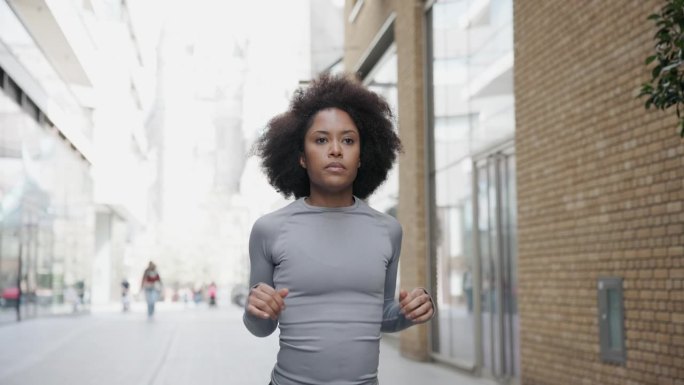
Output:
[305, 191, 355, 208]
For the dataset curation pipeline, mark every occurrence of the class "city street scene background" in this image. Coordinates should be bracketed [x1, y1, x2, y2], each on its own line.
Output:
[0, 1, 682, 385]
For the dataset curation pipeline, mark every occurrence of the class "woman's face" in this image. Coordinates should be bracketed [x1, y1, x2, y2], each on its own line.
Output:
[299, 108, 361, 197]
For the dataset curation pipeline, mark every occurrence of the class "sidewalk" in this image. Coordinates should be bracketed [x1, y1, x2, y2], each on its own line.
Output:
[378, 337, 496, 385]
[0, 302, 493, 385]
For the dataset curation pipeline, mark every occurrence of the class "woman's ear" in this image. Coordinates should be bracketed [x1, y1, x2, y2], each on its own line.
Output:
[299, 153, 307, 169]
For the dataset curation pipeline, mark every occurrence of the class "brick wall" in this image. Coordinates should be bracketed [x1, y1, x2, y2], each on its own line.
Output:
[394, 0, 430, 361]
[514, 1, 684, 385]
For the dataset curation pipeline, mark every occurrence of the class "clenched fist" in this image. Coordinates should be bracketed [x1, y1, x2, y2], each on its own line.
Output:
[246, 283, 289, 320]
[399, 288, 434, 323]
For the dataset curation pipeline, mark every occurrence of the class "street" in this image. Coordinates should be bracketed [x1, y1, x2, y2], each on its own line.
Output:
[0, 302, 493, 385]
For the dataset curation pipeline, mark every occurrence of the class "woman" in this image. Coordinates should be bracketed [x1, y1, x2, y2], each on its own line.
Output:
[244, 74, 434, 385]
[140, 261, 162, 318]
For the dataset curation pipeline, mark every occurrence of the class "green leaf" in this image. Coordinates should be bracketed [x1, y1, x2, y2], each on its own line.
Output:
[642, 1, 684, 138]
[653, 64, 663, 78]
[656, 31, 672, 43]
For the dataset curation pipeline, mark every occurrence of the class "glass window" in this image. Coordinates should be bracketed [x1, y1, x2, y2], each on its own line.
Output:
[432, 158, 476, 364]
[428, 0, 516, 370]
[0, 75, 94, 323]
[363, 45, 401, 304]
[365, 47, 398, 214]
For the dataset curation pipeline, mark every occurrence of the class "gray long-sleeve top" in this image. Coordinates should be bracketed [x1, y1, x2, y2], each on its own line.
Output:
[243, 197, 415, 385]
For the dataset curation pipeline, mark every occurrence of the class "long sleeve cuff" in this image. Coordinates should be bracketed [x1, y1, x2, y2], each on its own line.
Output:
[380, 288, 436, 333]
[243, 311, 278, 337]
[380, 301, 414, 333]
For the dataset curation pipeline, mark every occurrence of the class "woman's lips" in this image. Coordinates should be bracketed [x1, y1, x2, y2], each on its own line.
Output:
[325, 162, 346, 172]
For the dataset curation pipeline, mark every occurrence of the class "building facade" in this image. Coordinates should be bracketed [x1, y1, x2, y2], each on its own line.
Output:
[344, 1, 682, 384]
[0, 0, 158, 321]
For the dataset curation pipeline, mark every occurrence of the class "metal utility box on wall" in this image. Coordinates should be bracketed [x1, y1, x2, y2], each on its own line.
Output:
[597, 277, 626, 364]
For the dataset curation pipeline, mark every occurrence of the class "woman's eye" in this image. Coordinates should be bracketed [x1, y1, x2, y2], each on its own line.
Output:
[342, 138, 355, 145]
[315, 137, 327, 144]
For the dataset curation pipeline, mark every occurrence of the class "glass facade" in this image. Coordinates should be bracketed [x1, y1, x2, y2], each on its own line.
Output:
[0, 72, 94, 323]
[363, 45, 400, 305]
[475, 151, 518, 377]
[427, 0, 518, 380]
[431, 158, 476, 364]
[365, 46, 398, 215]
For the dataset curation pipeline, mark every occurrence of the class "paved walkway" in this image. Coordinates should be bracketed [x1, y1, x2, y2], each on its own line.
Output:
[0, 302, 496, 385]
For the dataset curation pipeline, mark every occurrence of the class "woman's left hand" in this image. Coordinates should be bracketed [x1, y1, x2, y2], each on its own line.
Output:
[399, 288, 435, 323]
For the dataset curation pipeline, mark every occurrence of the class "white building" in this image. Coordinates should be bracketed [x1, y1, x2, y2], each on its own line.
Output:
[0, 0, 160, 317]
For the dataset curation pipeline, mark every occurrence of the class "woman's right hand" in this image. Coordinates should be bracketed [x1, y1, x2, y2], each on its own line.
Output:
[246, 283, 289, 320]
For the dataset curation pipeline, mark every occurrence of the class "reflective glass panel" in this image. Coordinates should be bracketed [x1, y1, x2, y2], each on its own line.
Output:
[0, 81, 94, 323]
[428, 0, 516, 370]
[366, 47, 398, 214]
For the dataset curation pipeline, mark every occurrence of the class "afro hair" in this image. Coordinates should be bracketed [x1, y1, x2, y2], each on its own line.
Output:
[255, 73, 402, 200]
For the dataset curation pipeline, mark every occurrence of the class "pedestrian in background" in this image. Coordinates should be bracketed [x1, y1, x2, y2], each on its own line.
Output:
[207, 282, 217, 307]
[140, 261, 162, 318]
[121, 278, 130, 312]
[244, 74, 435, 385]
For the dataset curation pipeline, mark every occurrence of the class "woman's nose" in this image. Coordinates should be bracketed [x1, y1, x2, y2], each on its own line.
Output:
[329, 141, 342, 156]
